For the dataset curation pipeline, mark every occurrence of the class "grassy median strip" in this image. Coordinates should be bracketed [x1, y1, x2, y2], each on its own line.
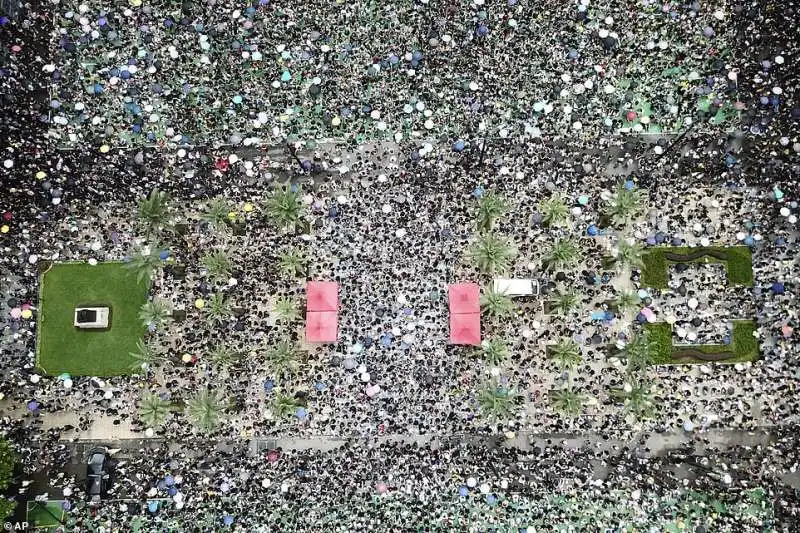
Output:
[36, 262, 149, 376]
[640, 245, 753, 289]
[645, 320, 759, 365]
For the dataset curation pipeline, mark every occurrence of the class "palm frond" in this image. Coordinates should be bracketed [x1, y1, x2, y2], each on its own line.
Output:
[124, 242, 167, 284]
[200, 249, 232, 281]
[480, 338, 509, 366]
[609, 378, 657, 420]
[477, 379, 518, 421]
[548, 339, 582, 372]
[613, 238, 645, 270]
[467, 233, 517, 275]
[551, 290, 580, 315]
[266, 339, 302, 379]
[200, 196, 231, 232]
[128, 339, 170, 371]
[272, 393, 302, 418]
[543, 238, 582, 271]
[605, 182, 646, 226]
[265, 182, 302, 228]
[622, 332, 656, 374]
[273, 297, 300, 323]
[208, 344, 244, 366]
[549, 387, 587, 418]
[476, 192, 508, 233]
[138, 189, 172, 235]
[186, 388, 226, 433]
[205, 292, 232, 324]
[277, 247, 307, 278]
[479, 286, 515, 318]
[138, 391, 172, 428]
[138, 299, 172, 329]
[614, 290, 641, 313]
[539, 194, 570, 227]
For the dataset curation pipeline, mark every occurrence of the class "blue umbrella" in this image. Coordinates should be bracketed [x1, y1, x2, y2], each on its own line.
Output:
[586, 225, 599, 236]
[453, 140, 465, 152]
[744, 235, 755, 247]
[624, 179, 634, 190]
[223, 515, 234, 526]
[164, 475, 174, 486]
[315, 382, 327, 392]
[458, 486, 469, 497]
[167, 487, 178, 496]
[148, 501, 159, 513]
[263, 379, 275, 392]
[296, 407, 308, 419]
[472, 186, 485, 198]
[771, 282, 785, 295]
[486, 494, 497, 506]
[159, 250, 170, 260]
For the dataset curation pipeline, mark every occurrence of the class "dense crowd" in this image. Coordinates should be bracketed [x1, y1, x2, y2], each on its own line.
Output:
[1, 0, 799, 529]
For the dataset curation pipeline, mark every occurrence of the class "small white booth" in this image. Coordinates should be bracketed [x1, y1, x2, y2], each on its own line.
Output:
[492, 278, 540, 297]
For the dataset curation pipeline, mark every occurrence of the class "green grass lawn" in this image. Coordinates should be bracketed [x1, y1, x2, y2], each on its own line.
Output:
[640, 246, 753, 289]
[36, 262, 149, 376]
[646, 320, 759, 365]
[27, 500, 66, 530]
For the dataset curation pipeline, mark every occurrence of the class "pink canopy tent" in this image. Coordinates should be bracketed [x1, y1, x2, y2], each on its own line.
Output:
[306, 281, 339, 312]
[306, 311, 338, 343]
[448, 283, 480, 314]
[449, 313, 481, 345]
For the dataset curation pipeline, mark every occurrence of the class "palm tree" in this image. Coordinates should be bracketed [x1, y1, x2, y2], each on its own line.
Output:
[613, 238, 645, 270]
[208, 344, 244, 366]
[610, 378, 657, 421]
[124, 241, 167, 284]
[200, 196, 231, 232]
[265, 182, 302, 228]
[186, 388, 226, 433]
[477, 379, 518, 422]
[277, 247, 307, 278]
[475, 192, 508, 233]
[479, 286, 515, 318]
[542, 238, 582, 271]
[613, 290, 641, 313]
[605, 181, 646, 226]
[273, 297, 300, 323]
[138, 392, 172, 428]
[139, 299, 172, 329]
[200, 249, 232, 281]
[548, 339, 582, 372]
[550, 290, 580, 315]
[621, 332, 656, 374]
[138, 189, 172, 236]
[266, 339, 302, 379]
[205, 292, 232, 324]
[272, 393, 302, 418]
[467, 232, 517, 275]
[539, 193, 570, 227]
[549, 386, 587, 418]
[128, 339, 170, 371]
[480, 338, 509, 366]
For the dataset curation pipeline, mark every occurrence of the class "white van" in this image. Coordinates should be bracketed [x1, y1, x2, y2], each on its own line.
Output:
[492, 279, 540, 297]
[74, 307, 110, 329]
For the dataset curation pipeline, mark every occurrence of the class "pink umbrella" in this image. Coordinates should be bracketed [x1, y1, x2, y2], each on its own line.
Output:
[366, 384, 380, 397]
[782, 325, 793, 338]
[640, 307, 656, 323]
[376, 482, 388, 494]
[267, 450, 280, 463]
[9, 308, 21, 319]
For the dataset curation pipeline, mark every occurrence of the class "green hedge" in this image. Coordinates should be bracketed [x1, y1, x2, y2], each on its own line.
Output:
[640, 246, 753, 289]
[645, 320, 759, 365]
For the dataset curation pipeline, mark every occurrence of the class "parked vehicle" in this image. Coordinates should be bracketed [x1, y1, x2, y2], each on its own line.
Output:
[85, 447, 113, 500]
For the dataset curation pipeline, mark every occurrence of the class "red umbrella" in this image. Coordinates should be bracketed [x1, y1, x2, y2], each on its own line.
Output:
[448, 283, 480, 314]
[306, 281, 339, 311]
[306, 311, 338, 343]
[449, 313, 481, 345]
